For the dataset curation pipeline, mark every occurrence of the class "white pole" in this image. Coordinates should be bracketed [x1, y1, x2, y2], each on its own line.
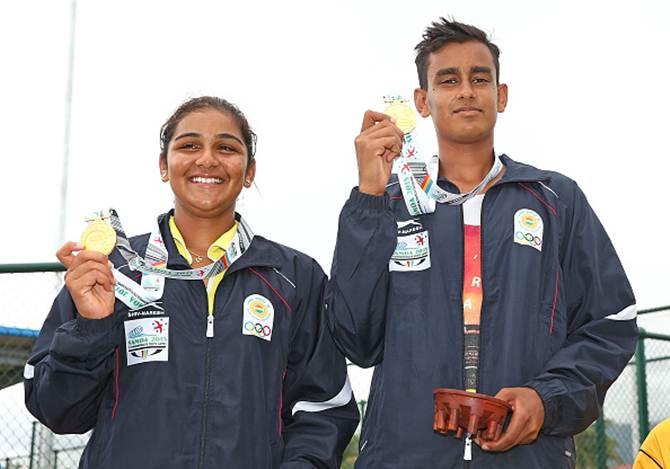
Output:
[58, 0, 77, 244]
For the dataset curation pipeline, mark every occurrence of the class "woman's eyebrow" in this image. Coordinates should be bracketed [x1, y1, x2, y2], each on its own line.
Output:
[174, 132, 243, 146]
[215, 133, 244, 145]
[174, 132, 201, 141]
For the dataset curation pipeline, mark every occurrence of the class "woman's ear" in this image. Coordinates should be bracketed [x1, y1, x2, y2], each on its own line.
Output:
[159, 157, 169, 182]
[244, 159, 256, 188]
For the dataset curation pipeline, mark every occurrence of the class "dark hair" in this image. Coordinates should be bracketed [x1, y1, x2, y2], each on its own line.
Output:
[159, 96, 257, 163]
[415, 18, 501, 89]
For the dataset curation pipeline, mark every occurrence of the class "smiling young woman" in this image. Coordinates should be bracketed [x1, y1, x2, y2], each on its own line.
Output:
[24, 96, 359, 469]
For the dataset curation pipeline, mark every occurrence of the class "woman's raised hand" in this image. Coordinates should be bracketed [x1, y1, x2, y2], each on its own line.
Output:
[57, 242, 116, 320]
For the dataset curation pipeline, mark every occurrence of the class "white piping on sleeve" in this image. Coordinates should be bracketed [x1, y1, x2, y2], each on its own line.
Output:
[24, 363, 34, 380]
[292, 375, 353, 415]
[606, 304, 637, 321]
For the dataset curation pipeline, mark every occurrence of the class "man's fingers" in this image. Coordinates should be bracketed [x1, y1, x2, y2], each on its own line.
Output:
[483, 410, 525, 452]
[372, 136, 403, 156]
[382, 148, 400, 163]
[360, 110, 394, 132]
[494, 388, 515, 402]
[361, 118, 405, 140]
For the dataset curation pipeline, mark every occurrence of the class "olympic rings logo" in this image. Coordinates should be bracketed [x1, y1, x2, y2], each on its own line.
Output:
[244, 321, 272, 337]
[515, 231, 542, 246]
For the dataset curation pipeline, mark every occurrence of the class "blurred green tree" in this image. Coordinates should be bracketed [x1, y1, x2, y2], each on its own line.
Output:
[341, 433, 359, 469]
[575, 421, 623, 469]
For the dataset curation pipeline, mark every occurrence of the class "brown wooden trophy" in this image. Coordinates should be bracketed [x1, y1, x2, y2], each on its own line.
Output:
[433, 389, 512, 442]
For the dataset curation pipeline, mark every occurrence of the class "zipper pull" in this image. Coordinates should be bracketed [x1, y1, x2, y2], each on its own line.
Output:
[464, 434, 472, 461]
[206, 315, 214, 338]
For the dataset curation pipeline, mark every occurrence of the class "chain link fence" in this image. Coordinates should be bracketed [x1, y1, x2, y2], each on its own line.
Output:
[1, 264, 668, 468]
[572, 326, 670, 469]
[345, 310, 670, 469]
[0, 264, 88, 469]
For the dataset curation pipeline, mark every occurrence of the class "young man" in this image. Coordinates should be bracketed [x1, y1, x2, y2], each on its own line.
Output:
[326, 19, 638, 468]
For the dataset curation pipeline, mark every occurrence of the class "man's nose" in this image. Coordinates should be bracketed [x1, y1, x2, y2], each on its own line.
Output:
[457, 81, 476, 99]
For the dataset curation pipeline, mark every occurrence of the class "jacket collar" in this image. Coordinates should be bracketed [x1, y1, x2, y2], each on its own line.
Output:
[497, 154, 551, 184]
[155, 210, 283, 274]
[434, 153, 549, 192]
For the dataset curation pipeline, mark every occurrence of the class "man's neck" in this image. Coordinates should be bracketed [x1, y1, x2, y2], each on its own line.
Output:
[173, 207, 235, 255]
[438, 139, 497, 193]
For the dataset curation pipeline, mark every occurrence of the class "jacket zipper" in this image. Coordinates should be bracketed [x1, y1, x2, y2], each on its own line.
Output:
[462, 191, 491, 464]
[458, 205, 472, 465]
[197, 338, 213, 469]
[198, 283, 214, 469]
[458, 204, 466, 391]
[476, 192, 488, 398]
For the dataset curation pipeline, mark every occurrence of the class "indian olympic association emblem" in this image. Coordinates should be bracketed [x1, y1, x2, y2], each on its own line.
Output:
[514, 208, 544, 252]
[242, 294, 275, 342]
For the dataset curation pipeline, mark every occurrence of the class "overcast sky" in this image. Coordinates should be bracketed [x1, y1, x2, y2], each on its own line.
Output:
[1, 0, 669, 409]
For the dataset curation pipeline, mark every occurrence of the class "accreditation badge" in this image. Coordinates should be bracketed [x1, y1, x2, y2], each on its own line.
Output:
[242, 294, 275, 342]
[124, 317, 169, 366]
[389, 219, 431, 272]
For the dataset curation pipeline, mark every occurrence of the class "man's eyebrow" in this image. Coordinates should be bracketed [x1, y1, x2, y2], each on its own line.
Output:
[173, 132, 244, 146]
[435, 67, 459, 77]
[471, 66, 493, 75]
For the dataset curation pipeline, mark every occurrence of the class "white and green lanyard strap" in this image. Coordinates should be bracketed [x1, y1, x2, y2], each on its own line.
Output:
[394, 130, 503, 216]
[99, 209, 254, 310]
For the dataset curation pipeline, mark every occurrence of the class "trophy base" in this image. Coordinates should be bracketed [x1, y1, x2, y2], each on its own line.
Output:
[433, 388, 512, 441]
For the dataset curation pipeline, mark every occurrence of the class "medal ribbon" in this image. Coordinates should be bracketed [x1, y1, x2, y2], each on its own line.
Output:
[91, 210, 254, 309]
[387, 98, 503, 216]
[396, 132, 502, 216]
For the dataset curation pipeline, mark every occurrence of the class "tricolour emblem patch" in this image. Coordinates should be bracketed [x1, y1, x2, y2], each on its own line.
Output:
[514, 208, 543, 252]
[242, 294, 274, 342]
[389, 219, 431, 272]
[124, 317, 169, 366]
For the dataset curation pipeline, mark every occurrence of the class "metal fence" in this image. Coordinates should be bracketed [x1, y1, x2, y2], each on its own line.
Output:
[0, 263, 668, 469]
[346, 311, 670, 469]
[571, 325, 670, 469]
[0, 264, 88, 469]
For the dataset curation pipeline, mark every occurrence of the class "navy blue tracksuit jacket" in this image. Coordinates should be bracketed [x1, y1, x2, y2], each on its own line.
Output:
[25, 211, 359, 469]
[326, 155, 638, 468]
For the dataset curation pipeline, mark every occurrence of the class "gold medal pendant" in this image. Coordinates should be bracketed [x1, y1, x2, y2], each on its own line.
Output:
[80, 219, 117, 255]
[384, 97, 417, 135]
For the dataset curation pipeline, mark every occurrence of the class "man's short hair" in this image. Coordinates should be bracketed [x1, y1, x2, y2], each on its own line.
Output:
[415, 18, 501, 89]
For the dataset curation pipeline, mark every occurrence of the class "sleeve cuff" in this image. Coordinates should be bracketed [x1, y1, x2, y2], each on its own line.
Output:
[76, 313, 117, 335]
[349, 187, 390, 211]
[525, 381, 560, 432]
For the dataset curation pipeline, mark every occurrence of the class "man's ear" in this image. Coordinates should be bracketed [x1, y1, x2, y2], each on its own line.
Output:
[414, 88, 431, 118]
[497, 83, 508, 113]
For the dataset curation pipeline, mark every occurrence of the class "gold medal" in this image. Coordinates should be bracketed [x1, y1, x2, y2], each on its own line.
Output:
[384, 101, 417, 135]
[80, 219, 117, 255]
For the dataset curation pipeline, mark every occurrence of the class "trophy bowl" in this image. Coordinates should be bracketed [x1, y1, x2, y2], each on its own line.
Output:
[433, 388, 512, 441]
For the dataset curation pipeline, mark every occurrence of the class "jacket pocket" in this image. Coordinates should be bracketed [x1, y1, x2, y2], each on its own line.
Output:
[543, 269, 568, 357]
[563, 436, 577, 469]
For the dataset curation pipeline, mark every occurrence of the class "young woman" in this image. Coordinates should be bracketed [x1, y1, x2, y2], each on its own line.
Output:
[24, 96, 358, 468]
